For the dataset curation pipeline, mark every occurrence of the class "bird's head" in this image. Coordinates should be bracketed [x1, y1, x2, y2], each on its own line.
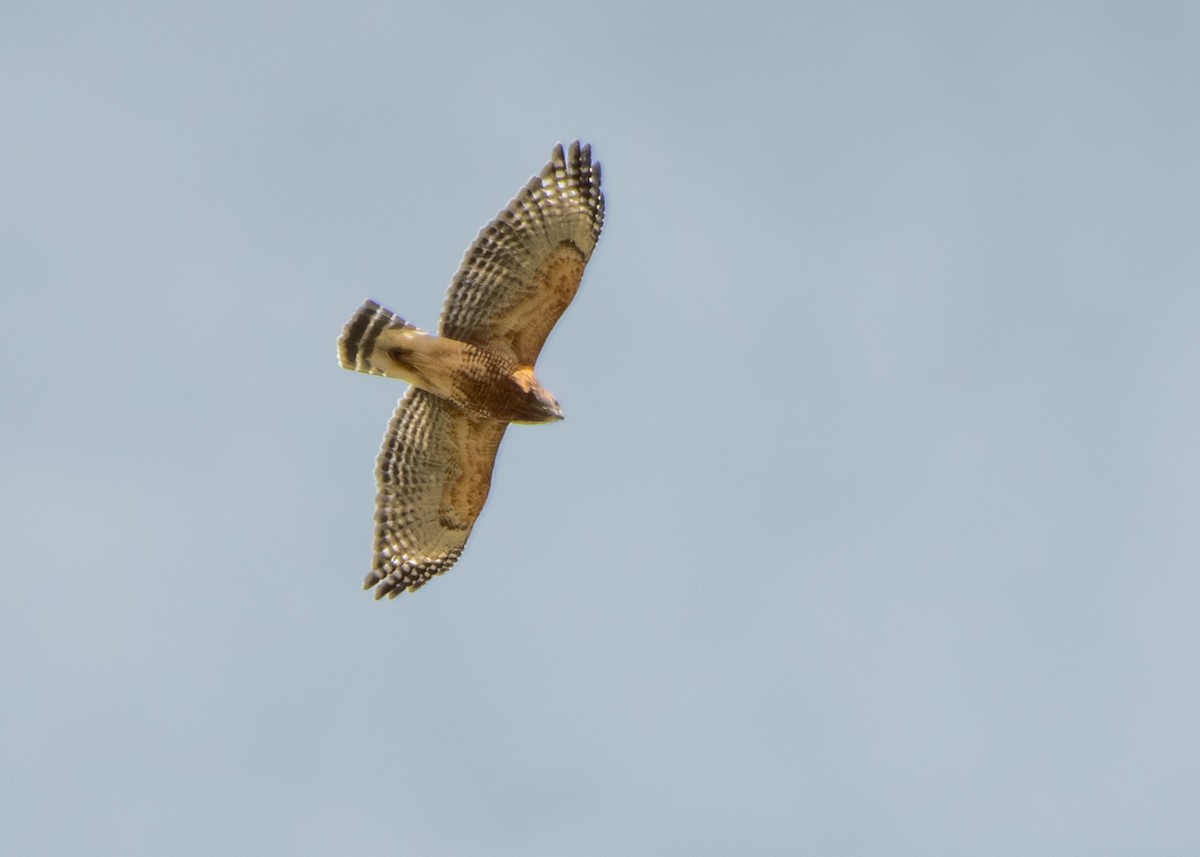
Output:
[515, 385, 563, 424]
[510, 370, 564, 424]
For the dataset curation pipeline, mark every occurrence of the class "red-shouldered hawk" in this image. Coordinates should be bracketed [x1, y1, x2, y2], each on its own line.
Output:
[338, 142, 604, 598]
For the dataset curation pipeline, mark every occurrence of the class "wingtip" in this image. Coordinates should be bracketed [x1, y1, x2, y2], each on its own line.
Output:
[563, 140, 599, 185]
[560, 139, 590, 164]
[363, 568, 385, 597]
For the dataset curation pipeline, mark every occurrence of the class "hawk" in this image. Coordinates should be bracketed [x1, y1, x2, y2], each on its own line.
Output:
[338, 142, 605, 598]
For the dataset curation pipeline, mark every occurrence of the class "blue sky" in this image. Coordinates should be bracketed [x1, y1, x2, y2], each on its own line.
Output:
[3, 1, 1199, 854]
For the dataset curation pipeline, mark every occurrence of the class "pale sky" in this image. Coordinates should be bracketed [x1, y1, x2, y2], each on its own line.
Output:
[3, 1, 1199, 854]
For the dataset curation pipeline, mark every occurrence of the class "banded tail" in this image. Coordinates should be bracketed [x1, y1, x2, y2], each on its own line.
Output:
[338, 300, 420, 376]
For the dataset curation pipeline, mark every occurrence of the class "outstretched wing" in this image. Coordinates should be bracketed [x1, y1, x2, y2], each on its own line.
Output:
[439, 141, 605, 366]
[366, 387, 508, 598]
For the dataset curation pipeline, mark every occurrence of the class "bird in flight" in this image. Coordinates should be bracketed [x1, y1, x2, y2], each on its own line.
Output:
[338, 142, 605, 598]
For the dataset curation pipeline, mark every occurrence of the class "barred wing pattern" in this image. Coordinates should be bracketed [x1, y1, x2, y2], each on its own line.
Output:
[367, 387, 508, 598]
[440, 141, 604, 365]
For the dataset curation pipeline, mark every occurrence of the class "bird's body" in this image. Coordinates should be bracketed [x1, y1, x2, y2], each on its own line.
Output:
[338, 142, 604, 598]
[340, 302, 563, 423]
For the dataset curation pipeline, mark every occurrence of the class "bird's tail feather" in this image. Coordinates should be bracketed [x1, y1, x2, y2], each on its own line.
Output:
[338, 300, 417, 375]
